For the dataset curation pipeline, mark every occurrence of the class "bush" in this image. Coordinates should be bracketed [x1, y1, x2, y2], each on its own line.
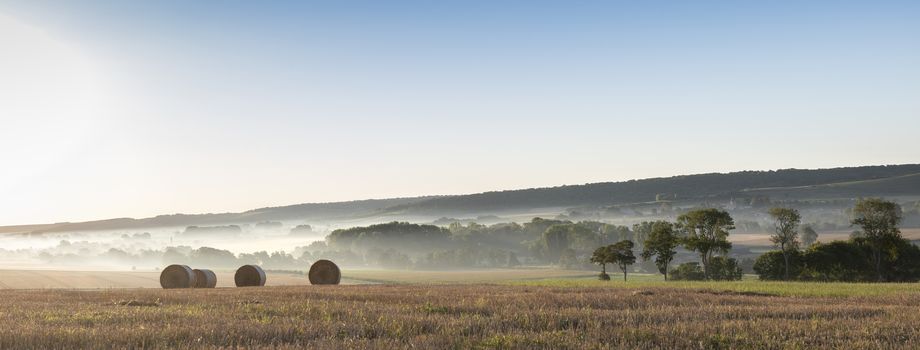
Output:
[800, 241, 871, 282]
[708, 257, 743, 281]
[670, 262, 705, 281]
[753, 250, 802, 280]
[598, 272, 610, 281]
[881, 238, 920, 282]
[754, 238, 920, 282]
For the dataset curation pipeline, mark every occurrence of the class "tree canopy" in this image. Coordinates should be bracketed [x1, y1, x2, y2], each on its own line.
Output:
[677, 208, 734, 280]
[640, 221, 679, 280]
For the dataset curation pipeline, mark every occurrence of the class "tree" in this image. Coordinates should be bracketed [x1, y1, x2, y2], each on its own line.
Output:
[590, 246, 613, 280]
[609, 240, 636, 281]
[801, 225, 818, 247]
[506, 252, 521, 267]
[753, 250, 802, 280]
[851, 198, 902, 281]
[640, 221, 679, 280]
[542, 225, 571, 263]
[677, 208, 734, 280]
[557, 248, 580, 269]
[768, 207, 801, 280]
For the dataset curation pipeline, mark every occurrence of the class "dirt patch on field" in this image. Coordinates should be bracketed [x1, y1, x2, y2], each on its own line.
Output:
[115, 299, 161, 307]
[697, 289, 777, 297]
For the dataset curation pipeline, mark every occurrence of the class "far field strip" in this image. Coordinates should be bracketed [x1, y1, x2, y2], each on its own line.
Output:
[740, 172, 920, 192]
[0, 270, 369, 289]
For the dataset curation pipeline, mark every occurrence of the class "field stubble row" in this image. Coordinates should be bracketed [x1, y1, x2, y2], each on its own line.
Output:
[0, 283, 918, 349]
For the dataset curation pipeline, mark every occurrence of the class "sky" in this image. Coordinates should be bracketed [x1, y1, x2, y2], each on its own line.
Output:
[0, 1, 918, 225]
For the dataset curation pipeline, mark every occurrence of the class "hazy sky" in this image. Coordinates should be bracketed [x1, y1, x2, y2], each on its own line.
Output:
[1, 1, 918, 225]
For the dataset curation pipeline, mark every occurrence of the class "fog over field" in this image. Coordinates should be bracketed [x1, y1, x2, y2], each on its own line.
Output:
[3, 165, 919, 277]
[3, 1, 920, 348]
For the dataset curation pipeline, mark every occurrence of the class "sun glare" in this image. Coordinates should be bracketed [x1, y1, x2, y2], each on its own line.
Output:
[0, 14, 110, 191]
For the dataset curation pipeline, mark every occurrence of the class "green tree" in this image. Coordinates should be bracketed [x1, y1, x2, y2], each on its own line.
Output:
[567, 224, 601, 252]
[801, 225, 818, 247]
[851, 198, 903, 281]
[590, 245, 613, 280]
[609, 240, 636, 281]
[768, 207, 801, 280]
[640, 221, 679, 280]
[677, 208, 734, 280]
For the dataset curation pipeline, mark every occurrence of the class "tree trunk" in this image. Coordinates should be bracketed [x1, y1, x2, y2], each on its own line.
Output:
[875, 249, 884, 282]
[664, 258, 671, 281]
[701, 252, 710, 280]
[782, 248, 790, 281]
[623, 266, 627, 282]
[601, 263, 606, 275]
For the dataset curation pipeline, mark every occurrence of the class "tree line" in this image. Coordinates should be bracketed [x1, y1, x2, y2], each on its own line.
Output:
[590, 208, 743, 281]
[754, 198, 920, 282]
[588, 198, 920, 282]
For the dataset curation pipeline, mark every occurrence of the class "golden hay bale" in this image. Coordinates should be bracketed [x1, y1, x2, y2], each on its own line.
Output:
[308, 259, 341, 285]
[234, 265, 266, 287]
[193, 269, 217, 288]
[160, 264, 197, 289]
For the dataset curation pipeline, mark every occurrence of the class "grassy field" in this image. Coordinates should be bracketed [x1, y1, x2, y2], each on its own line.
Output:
[1, 283, 919, 349]
[508, 278, 920, 297]
[343, 268, 594, 284]
[345, 269, 920, 298]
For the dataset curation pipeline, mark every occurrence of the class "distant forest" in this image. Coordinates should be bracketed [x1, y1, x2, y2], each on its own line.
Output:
[391, 164, 920, 213]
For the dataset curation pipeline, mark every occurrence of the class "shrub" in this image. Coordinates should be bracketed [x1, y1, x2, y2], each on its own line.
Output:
[670, 262, 706, 281]
[753, 250, 802, 280]
[881, 238, 920, 282]
[707, 256, 743, 281]
[598, 272, 610, 281]
[800, 241, 871, 282]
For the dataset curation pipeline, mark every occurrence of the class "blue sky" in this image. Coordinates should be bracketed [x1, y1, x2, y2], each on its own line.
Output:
[0, 1, 918, 224]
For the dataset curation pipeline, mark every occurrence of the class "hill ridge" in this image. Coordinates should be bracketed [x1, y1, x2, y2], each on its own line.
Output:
[3, 164, 919, 233]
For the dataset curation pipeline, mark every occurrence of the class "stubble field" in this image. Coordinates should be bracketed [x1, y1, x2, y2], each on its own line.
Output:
[1, 279, 919, 349]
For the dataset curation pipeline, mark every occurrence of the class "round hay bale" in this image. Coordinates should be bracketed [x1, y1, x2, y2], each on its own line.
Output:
[160, 264, 196, 289]
[193, 269, 217, 288]
[234, 265, 266, 287]
[309, 259, 341, 285]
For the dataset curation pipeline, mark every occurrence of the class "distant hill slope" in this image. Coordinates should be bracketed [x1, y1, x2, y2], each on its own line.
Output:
[0, 197, 431, 234]
[3, 164, 919, 233]
[742, 172, 920, 199]
[388, 164, 920, 214]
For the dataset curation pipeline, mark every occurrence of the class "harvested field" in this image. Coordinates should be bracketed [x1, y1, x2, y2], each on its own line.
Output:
[0, 284, 919, 349]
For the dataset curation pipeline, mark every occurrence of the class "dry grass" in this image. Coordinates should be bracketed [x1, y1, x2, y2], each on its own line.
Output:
[1, 284, 919, 349]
